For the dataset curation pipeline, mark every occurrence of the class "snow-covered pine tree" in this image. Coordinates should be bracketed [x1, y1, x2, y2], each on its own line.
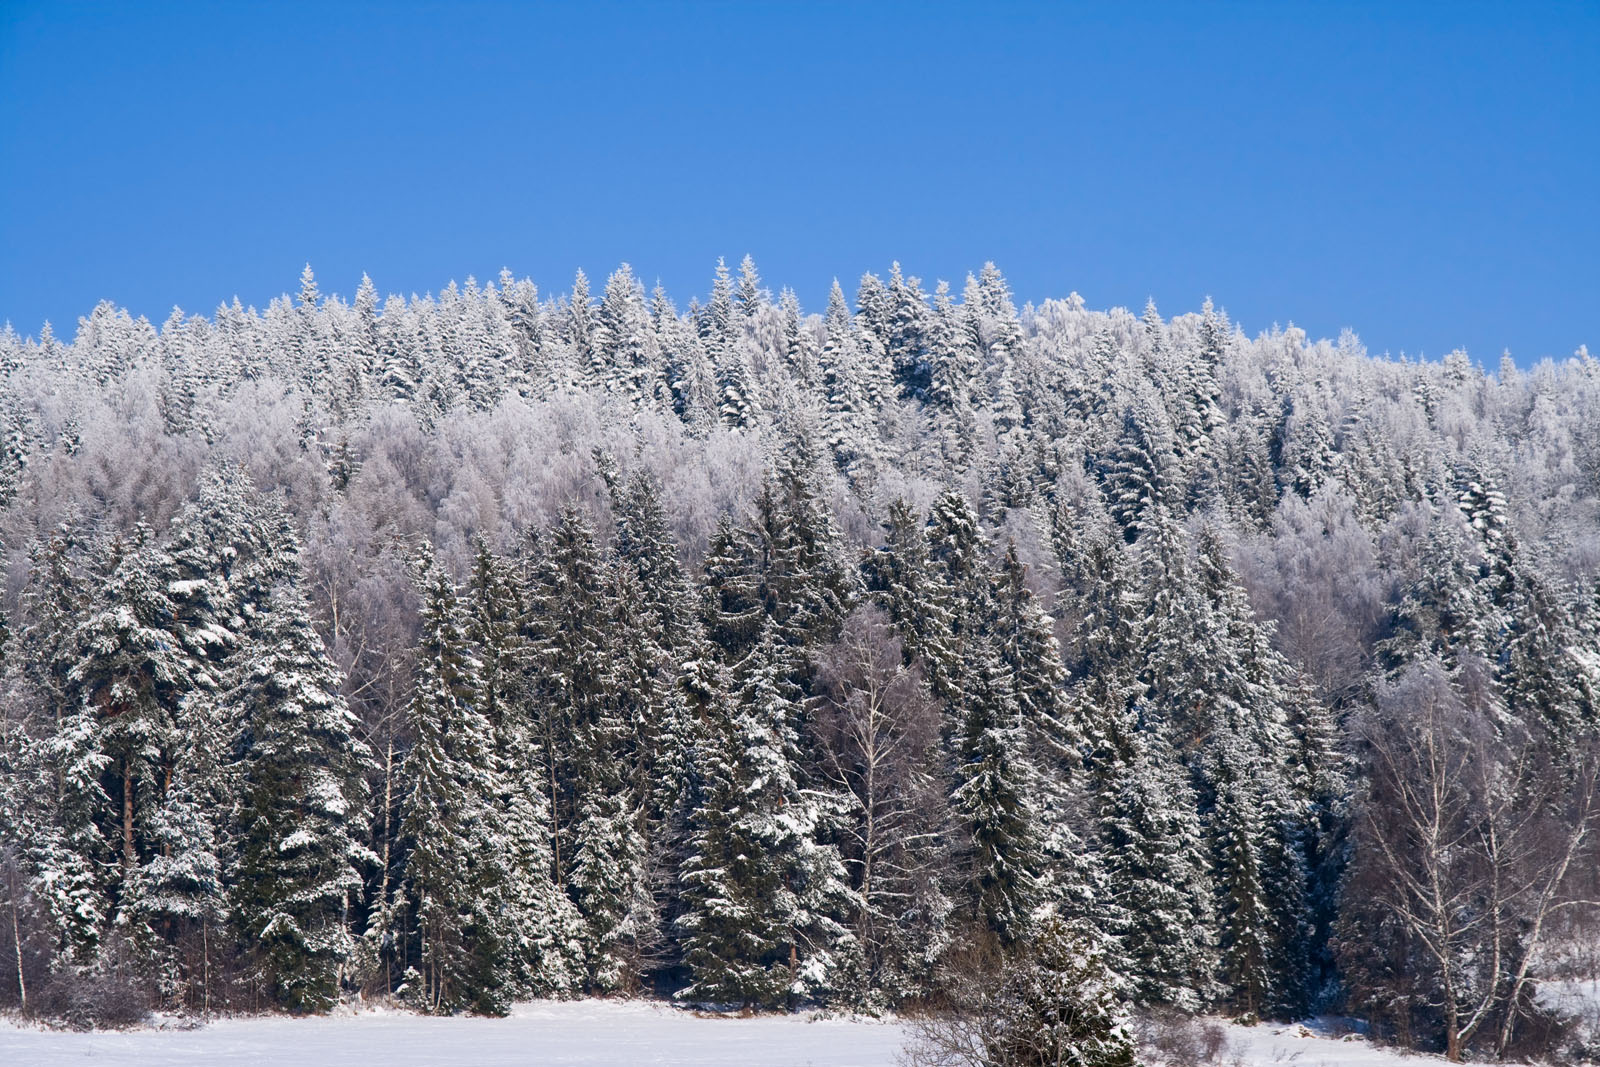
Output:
[226, 571, 373, 1014]
[885, 263, 932, 401]
[1093, 714, 1217, 1012]
[1378, 513, 1498, 676]
[567, 560, 657, 992]
[1100, 400, 1176, 545]
[1499, 562, 1592, 744]
[609, 468, 698, 661]
[1054, 498, 1144, 768]
[940, 916, 1137, 1067]
[948, 630, 1039, 949]
[1282, 674, 1348, 1011]
[593, 264, 655, 404]
[565, 269, 595, 376]
[66, 526, 204, 934]
[862, 499, 961, 697]
[990, 541, 1095, 921]
[675, 626, 857, 1008]
[818, 281, 878, 482]
[120, 693, 226, 1009]
[760, 453, 857, 671]
[398, 549, 506, 1014]
[464, 540, 584, 998]
[524, 506, 614, 892]
[735, 255, 763, 320]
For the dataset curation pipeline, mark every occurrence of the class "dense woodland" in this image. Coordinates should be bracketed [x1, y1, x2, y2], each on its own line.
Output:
[1, 258, 1598, 1059]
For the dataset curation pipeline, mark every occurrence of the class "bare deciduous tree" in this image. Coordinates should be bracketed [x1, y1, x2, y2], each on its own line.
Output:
[1347, 659, 1600, 1061]
[812, 606, 948, 997]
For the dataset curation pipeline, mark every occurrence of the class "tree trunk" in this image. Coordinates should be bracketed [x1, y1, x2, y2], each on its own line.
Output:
[122, 760, 136, 875]
[1444, 983, 1462, 1062]
[547, 746, 563, 883]
[377, 738, 395, 991]
[7, 862, 25, 1014]
[201, 916, 210, 1019]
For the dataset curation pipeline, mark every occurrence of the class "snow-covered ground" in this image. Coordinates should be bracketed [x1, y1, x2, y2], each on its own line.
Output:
[0, 1000, 1442, 1067]
[0, 999, 906, 1066]
[1223, 1019, 1437, 1067]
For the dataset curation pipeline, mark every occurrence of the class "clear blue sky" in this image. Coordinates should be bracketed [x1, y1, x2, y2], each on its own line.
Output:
[1, 1, 1595, 364]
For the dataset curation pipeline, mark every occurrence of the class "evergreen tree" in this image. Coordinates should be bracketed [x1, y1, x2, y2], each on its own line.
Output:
[398, 551, 505, 1014]
[465, 541, 584, 997]
[1101, 401, 1175, 544]
[1094, 717, 1216, 1012]
[735, 254, 763, 319]
[863, 499, 960, 697]
[67, 527, 203, 925]
[1499, 563, 1591, 743]
[676, 629, 858, 1007]
[226, 576, 372, 1013]
[525, 506, 615, 892]
[565, 269, 594, 374]
[949, 631, 1038, 947]
[946, 917, 1137, 1067]
[593, 264, 655, 403]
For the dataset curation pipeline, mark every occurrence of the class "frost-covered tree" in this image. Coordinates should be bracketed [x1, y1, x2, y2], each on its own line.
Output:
[1094, 717, 1216, 1012]
[676, 628, 858, 1007]
[398, 550, 506, 1014]
[226, 573, 372, 1013]
[9, 257, 1600, 1041]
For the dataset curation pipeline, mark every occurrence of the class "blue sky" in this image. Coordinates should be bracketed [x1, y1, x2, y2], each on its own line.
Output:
[1, 2, 1594, 364]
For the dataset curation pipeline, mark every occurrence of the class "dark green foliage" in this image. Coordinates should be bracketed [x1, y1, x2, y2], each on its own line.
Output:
[227, 578, 371, 1013]
[399, 552, 505, 1014]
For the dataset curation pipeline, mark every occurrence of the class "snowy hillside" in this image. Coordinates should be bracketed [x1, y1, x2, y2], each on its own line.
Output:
[5, 260, 1600, 1059]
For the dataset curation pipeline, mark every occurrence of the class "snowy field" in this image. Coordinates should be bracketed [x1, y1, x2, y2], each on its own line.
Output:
[0, 999, 1439, 1067]
[1222, 1020, 1435, 1067]
[0, 999, 906, 1067]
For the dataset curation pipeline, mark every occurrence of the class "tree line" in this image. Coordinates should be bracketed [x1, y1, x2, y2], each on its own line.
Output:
[1, 258, 1599, 1059]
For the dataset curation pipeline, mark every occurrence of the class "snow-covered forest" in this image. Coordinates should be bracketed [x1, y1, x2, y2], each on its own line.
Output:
[1, 257, 1598, 1060]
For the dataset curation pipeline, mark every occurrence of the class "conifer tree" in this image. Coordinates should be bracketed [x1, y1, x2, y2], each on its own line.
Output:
[1499, 564, 1591, 743]
[565, 269, 594, 374]
[399, 550, 505, 1014]
[1094, 717, 1216, 1011]
[676, 627, 857, 1007]
[464, 540, 584, 997]
[885, 263, 932, 400]
[1101, 402, 1175, 544]
[863, 499, 960, 697]
[735, 255, 763, 319]
[594, 264, 654, 403]
[948, 631, 1038, 947]
[226, 575, 372, 1013]
[525, 507, 614, 889]
[67, 527, 203, 924]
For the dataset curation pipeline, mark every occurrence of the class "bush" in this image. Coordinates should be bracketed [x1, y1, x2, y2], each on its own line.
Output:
[34, 967, 151, 1030]
[902, 919, 1135, 1067]
[28, 936, 152, 1031]
[1132, 1012, 1234, 1067]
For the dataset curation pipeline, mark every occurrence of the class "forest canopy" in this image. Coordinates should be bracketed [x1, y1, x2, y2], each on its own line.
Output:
[1, 259, 1597, 1060]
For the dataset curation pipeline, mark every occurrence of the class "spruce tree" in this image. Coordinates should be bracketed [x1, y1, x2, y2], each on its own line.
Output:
[1094, 716, 1216, 1012]
[226, 576, 372, 1014]
[399, 551, 505, 1014]
[1101, 402, 1175, 545]
[465, 539, 583, 997]
[676, 628, 858, 1007]
[863, 499, 960, 697]
[67, 527, 203, 927]
[949, 632, 1038, 947]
